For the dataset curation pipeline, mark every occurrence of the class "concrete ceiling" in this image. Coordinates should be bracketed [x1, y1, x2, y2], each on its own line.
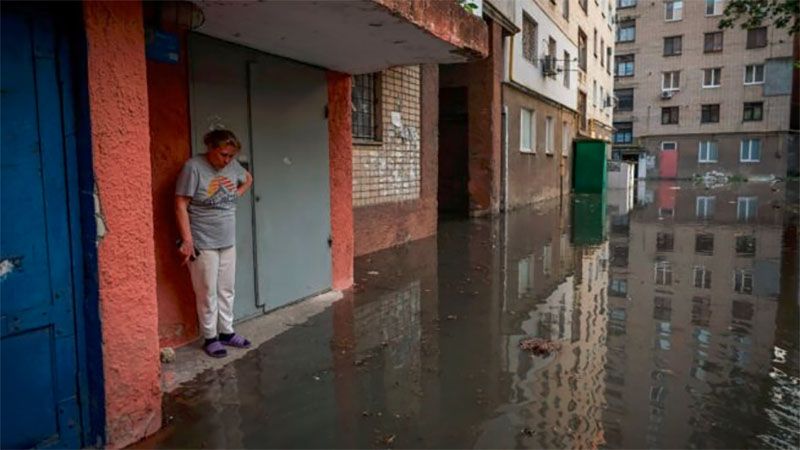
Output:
[193, 0, 477, 74]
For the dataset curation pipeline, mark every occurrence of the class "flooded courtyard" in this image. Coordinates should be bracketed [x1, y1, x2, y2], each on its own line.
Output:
[138, 181, 799, 449]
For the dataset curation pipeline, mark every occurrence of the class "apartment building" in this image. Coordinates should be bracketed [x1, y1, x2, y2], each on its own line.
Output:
[612, 0, 795, 179]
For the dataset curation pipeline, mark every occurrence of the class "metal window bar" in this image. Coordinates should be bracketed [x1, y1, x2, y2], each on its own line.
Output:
[352, 73, 377, 140]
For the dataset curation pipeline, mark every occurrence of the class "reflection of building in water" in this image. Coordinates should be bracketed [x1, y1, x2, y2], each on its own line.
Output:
[602, 183, 784, 448]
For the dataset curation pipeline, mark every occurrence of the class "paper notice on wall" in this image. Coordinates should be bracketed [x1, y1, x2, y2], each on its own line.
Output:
[391, 112, 402, 128]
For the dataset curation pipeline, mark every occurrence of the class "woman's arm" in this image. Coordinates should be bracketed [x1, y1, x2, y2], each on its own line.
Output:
[237, 170, 253, 197]
[175, 195, 194, 265]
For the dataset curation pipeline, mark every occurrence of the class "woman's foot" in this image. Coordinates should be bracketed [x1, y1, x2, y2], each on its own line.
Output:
[204, 338, 227, 358]
[219, 333, 251, 348]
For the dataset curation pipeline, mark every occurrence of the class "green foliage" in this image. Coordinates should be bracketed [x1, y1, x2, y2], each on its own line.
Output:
[718, 0, 800, 35]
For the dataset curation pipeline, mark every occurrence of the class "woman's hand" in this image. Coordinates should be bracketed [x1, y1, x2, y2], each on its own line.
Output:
[178, 238, 195, 265]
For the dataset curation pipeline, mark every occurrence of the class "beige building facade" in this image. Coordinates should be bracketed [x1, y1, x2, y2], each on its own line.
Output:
[612, 0, 795, 179]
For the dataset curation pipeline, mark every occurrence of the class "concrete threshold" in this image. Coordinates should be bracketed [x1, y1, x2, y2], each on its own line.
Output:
[160, 290, 343, 393]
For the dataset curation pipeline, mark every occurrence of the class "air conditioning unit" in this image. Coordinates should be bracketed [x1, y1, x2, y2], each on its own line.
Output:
[660, 90, 673, 100]
[542, 55, 558, 77]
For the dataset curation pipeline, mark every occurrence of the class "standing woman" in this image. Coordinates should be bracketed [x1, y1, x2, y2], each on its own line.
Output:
[175, 129, 253, 358]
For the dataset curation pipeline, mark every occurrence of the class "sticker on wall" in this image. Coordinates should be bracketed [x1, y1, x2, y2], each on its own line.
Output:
[391, 112, 402, 128]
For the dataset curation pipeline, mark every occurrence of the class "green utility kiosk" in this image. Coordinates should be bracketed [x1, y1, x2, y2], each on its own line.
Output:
[573, 139, 608, 193]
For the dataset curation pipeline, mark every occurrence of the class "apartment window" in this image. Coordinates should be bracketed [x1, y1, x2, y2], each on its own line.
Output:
[695, 233, 714, 254]
[661, 106, 679, 125]
[606, 47, 612, 74]
[563, 51, 571, 88]
[610, 279, 628, 297]
[696, 196, 716, 218]
[578, 29, 588, 71]
[734, 270, 753, 294]
[593, 29, 598, 57]
[518, 255, 535, 297]
[580, 0, 588, 13]
[744, 64, 765, 84]
[701, 104, 720, 123]
[747, 27, 768, 49]
[703, 32, 724, 53]
[601, 38, 605, 66]
[743, 102, 763, 121]
[693, 266, 712, 289]
[593, 80, 598, 106]
[737, 197, 758, 221]
[618, 0, 636, 8]
[736, 236, 756, 256]
[692, 296, 712, 326]
[613, 121, 633, 144]
[653, 297, 672, 321]
[615, 20, 637, 43]
[698, 141, 718, 163]
[665, 0, 683, 21]
[616, 88, 634, 111]
[545, 116, 555, 154]
[352, 73, 379, 140]
[662, 71, 680, 91]
[562, 122, 571, 156]
[663, 36, 682, 56]
[703, 68, 721, 87]
[705, 0, 723, 15]
[578, 92, 588, 130]
[522, 15, 538, 65]
[740, 139, 761, 162]
[563, 0, 570, 19]
[656, 232, 674, 252]
[654, 261, 673, 285]
[520, 108, 535, 153]
[661, 141, 677, 152]
[615, 54, 634, 76]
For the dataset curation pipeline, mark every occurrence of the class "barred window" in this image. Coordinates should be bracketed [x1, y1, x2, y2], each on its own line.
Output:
[523, 14, 538, 65]
[352, 73, 380, 140]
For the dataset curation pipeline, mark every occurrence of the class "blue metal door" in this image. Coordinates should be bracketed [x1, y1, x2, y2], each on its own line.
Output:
[1, 7, 86, 449]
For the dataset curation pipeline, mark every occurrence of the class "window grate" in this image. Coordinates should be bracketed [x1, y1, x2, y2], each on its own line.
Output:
[352, 73, 379, 140]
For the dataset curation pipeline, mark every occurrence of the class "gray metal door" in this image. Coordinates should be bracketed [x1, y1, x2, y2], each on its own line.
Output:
[188, 34, 261, 320]
[248, 58, 332, 311]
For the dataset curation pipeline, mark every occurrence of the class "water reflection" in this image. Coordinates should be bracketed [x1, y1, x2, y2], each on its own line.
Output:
[139, 182, 798, 450]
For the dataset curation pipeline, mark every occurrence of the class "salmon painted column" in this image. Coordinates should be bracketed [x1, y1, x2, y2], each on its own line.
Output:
[327, 72, 354, 290]
[83, 2, 161, 448]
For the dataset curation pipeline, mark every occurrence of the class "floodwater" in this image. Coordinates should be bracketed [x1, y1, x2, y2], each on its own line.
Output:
[138, 181, 799, 449]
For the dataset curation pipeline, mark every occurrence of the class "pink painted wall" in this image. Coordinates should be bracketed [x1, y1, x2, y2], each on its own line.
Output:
[327, 72, 355, 290]
[83, 1, 162, 447]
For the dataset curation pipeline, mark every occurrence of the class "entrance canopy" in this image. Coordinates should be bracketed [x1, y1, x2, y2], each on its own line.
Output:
[191, 0, 489, 74]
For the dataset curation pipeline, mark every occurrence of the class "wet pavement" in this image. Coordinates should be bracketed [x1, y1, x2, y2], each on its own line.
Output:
[137, 181, 799, 449]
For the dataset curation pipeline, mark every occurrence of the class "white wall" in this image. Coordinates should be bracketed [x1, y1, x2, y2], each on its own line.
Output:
[508, 0, 578, 110]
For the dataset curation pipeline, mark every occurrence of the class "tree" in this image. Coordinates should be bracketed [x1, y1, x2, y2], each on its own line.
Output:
[718, 0, 800, 35]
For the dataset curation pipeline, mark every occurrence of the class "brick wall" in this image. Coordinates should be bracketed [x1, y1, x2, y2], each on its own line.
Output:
[353, 66, 421, 206]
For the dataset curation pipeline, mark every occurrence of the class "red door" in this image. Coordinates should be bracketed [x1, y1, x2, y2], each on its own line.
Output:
[659, 142, 678, 178]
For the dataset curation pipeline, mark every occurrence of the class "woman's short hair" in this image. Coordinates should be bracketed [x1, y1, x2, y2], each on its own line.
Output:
[203, 129, 241, 151]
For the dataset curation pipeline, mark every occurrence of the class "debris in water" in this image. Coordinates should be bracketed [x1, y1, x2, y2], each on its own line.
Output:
[367, 270, 380, 276]
[446, 315, 458, 320]
[519, 337, 561, 356]
[520, 427, 535, 437]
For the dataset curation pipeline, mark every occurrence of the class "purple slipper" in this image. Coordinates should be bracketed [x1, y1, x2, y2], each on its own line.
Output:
[221, 333, 251, 349]
[204, 340, 227, 358]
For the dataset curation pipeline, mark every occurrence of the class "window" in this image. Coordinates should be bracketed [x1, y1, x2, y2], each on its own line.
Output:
[545, 116, 555, 154]
[593, 80, 598, 107]
[732, 300, 754, 321]
[661, 106, 679, 125]
[704, 32, 723, 53]
[520, 108, 535, 153]
[662, 71, 680, 91]
[693, 266, 712, 289]
[740, 139, 761, 162]
[562, 122, 571, 156]
[744, 64, 765, 84]
[695, 233, 714, 254]
[580, 0, 588, 12]
[615, 54, 634, 76]
[696, 196, 716, 218]
[665, 0, 682, 21]
[701, 104, 720, 123]
[563, 0, 570, 19]
[606, 47, 612, 74]
[653, 296, 672, 321]
[698, 142, 718, 163]
[578, 29, 588, 71]
[601, 38, 605, 66]
[616, 88, 634, 111]
[705, 0, 723, 15]
[654, 261, 672, 285]
[352, 73, 379, 140]
[734, 269, 753, 294]
[703, 68, 721, 87]
[618, 0, 636, 8]
[613, 121, 633, 144]
[663, 36, 682, 56]
[743, 102, 763, 121]
[518, 255, 535, 297]
[661, 141, 677, 151]
[522, 15, 538, 65]
[747, 27, 767, 49]
[578, 92, 587, 131]
[594, 29, 598, 57]
[563, 51, 571, 88]
[543, 242, 552, 275]
[737, 197, 758, 221]
[610, 279, 628, 297]
[656, 232, 674, 252]
[736, 236, 756, 256]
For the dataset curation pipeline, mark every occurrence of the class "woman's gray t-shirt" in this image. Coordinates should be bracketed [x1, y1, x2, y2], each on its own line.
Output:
[175, 155, 246, 249]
